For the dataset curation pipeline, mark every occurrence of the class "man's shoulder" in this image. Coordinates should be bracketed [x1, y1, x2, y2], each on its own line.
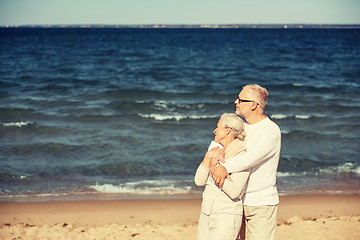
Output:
[265, 118, 281, 137]
[251, 117, 281, 138]
[255, 117, 280, 130]
[266, 117, 281, 130]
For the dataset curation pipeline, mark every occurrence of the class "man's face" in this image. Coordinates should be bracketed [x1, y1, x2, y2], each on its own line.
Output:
[234, 89, 251, 117]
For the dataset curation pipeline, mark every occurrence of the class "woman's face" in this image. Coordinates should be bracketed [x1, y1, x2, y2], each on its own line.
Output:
[213, 118, 228, 145]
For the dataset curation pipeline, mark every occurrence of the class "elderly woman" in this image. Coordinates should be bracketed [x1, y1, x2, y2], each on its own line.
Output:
[195, 113, 250, 240]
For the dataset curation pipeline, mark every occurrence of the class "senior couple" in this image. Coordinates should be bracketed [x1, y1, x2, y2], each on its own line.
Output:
[195, 84, 281, 240]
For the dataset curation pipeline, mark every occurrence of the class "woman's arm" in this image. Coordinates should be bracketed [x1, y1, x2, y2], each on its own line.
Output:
[194, 163, 210, 186]
[194, 146, 224, 186]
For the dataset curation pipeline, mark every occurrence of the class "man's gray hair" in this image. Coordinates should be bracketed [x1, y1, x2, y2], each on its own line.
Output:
[243, 84, 269, 110]
[220, 113, 246, 141]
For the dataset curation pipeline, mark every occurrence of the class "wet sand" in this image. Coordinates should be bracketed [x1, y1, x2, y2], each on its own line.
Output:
[1, 194, 359, 240]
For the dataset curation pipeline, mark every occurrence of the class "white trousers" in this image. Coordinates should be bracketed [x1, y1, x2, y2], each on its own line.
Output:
[239, 205, 278, 240]
[197, 212, 243, 240]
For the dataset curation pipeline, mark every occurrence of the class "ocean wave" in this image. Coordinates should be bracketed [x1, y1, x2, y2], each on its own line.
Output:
[319, 162, 360, 175]
[90, 179, 194, 195]
[138, 113, 218, 121]
[2, 121, 34, 127]
[277, 171, 308, 177]
[270, 114, 292, 119]
[280, 130, 290, 134]
[277, 162, 360, 177]
[270, 113, 326, 120]
[134, 99, 211, 112]
[153, 100, 206, 111]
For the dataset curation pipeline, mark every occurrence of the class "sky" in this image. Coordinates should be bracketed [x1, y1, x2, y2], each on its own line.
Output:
[1, 0, 360, 26]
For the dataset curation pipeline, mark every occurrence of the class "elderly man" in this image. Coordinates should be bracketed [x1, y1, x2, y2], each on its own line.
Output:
[212, 84, 281, 240]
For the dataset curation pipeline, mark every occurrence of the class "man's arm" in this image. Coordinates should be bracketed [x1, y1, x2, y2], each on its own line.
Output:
[213, 125, 280, 186]
[223, 127, 280, 173]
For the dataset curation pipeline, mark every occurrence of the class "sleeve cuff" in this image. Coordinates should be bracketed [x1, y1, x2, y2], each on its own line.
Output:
[219, 161, 231, 173]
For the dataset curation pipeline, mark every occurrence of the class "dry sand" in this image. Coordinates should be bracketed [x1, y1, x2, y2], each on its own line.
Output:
[0, 194, 359, 240]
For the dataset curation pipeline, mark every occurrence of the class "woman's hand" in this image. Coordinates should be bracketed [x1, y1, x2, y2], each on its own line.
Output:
[210, 156, 226, 175]
[207, 147, 224, 159]
[207, 148, 225, 173]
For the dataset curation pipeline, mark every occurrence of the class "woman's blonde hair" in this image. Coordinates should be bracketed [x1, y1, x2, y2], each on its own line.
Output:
[220, 113, 246, 141]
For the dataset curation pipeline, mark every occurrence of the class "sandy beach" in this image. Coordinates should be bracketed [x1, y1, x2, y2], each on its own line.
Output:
[1, 194, 359, 240]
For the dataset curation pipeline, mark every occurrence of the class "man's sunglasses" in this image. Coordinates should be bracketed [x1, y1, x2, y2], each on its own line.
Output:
[237, 97, 259, 105]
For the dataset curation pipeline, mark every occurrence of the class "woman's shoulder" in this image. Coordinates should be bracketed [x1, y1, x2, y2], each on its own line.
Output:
[207, 141, 223, 151]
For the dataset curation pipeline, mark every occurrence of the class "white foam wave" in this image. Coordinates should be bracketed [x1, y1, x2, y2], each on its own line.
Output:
[295, 115, 311, 119]
[277, 162, 360, 177]
[152, 100, 206, 112]
[90, 179, 193, 195]
[277, 171, 308, 177]
[270, 114, 288, 119]
[270, 114, 325, 120]
[138, 113, 218, 121]
[154, 100, 173, 110]
[319, 162, 360, 175]
[2, 121, 34, 127]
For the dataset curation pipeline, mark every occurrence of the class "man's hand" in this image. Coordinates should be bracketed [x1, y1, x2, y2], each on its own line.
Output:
[212, 164, 232, 188]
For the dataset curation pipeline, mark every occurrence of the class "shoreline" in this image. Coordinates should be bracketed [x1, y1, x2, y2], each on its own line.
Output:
[1, 194, 359, 239]
[2, 188, 359, 203]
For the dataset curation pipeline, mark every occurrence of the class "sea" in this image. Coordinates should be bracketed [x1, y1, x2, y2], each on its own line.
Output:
[1, 27, 359, 202]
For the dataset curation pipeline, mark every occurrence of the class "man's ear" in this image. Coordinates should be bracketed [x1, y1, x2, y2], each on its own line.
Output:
[251, 102, 258, 110]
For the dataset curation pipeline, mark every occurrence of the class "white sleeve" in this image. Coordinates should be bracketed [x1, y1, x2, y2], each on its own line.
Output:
[208, 141, 223, 151]
[194, 163, 210, 186]
[194, 141, 223, 186]
[221, 169, 250, 199]
[194, 141, 224, 186]
[221, 126, 281, 173]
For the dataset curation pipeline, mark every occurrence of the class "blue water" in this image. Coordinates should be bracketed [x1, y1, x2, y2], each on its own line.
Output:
[1, 28, 359, 201]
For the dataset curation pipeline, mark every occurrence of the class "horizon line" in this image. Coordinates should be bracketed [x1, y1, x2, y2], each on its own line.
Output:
[2, 23, 360, 29]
